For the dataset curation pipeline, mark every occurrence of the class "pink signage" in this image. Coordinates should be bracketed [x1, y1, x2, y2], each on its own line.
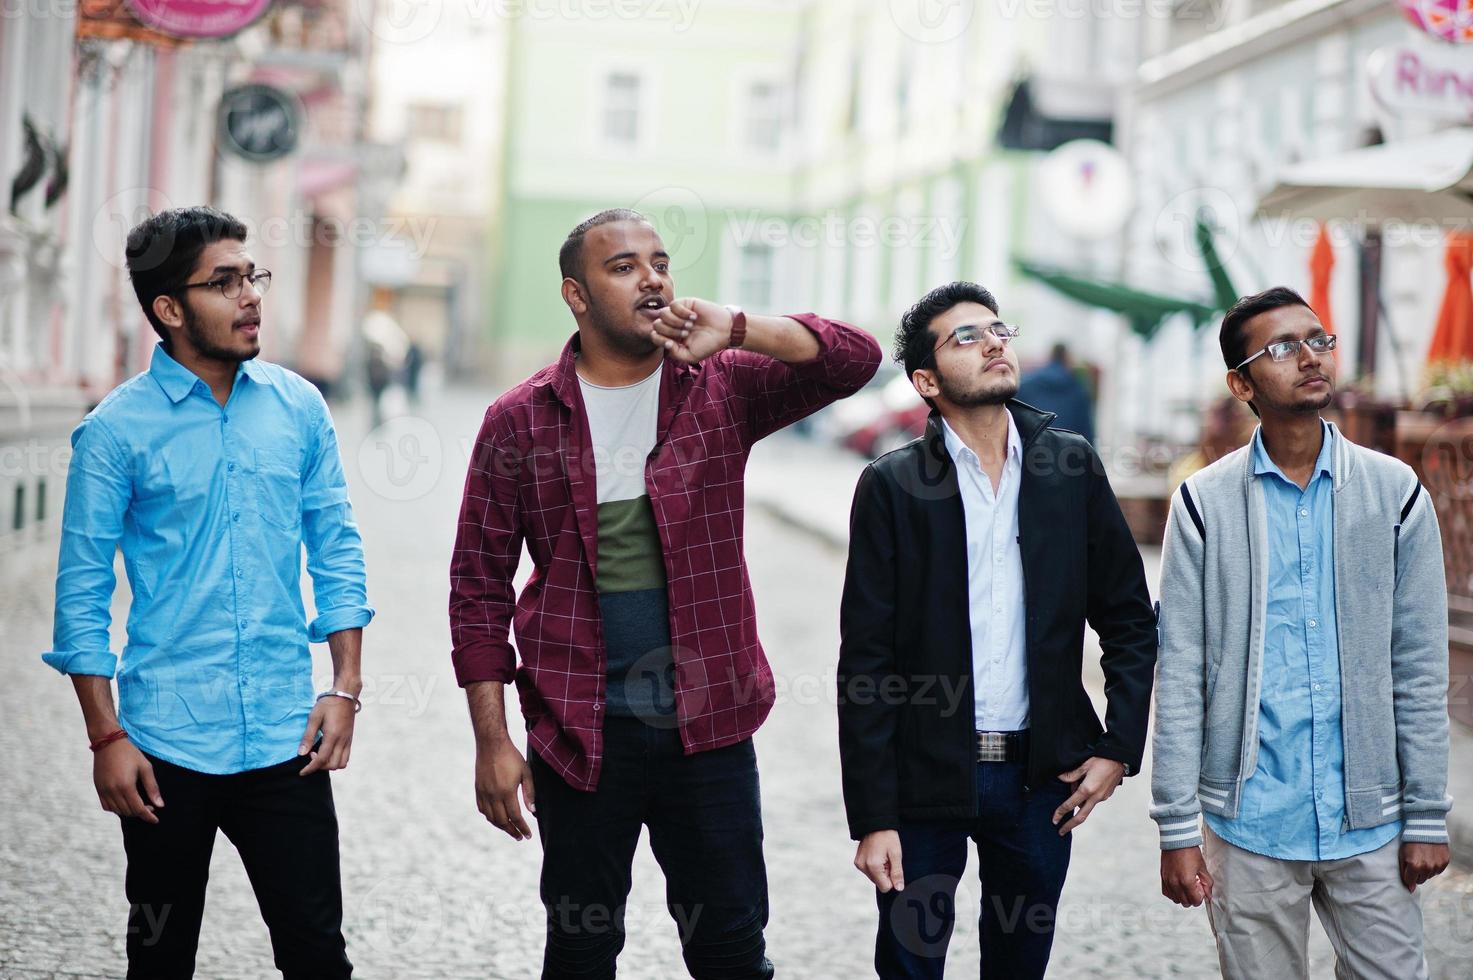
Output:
[1369, 43, 1473, 120]
[1396, 0, 1473, 43]
[124, 0, 273, 39]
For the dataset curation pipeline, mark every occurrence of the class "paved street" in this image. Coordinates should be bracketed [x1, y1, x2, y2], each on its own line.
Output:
[3, 383, 1472, 978]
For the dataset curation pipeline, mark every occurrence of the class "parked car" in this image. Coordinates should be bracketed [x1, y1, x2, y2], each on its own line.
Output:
[842, 373, 928, 458]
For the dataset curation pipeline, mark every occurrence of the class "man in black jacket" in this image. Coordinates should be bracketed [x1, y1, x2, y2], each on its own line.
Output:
[838, 281, 1157, 979]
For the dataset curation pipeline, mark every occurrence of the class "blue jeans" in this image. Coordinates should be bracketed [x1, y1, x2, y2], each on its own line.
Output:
[530, 716, 774, 979]
[874, 758, 1073, 979]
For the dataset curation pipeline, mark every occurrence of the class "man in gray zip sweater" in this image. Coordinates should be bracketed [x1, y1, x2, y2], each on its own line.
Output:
[1151, 287, 1452, 978]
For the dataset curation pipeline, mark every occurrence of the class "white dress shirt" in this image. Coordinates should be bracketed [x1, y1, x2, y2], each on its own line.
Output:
[941, 412, 1029, 732]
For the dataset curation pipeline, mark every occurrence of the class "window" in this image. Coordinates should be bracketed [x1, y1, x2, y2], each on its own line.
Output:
[408, 103, 462, 144]
[736, 243, 775, 310]
[896, 43, 915, 130]
[845, 54, 863, 134]
[604, 72, 642, 146]
[745, 80, 783, 151]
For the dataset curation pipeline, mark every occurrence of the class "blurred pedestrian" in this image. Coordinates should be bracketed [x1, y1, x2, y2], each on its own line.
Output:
[839, 281, 1157, 979]
[404, 340, 425, 403]
[1153, 287, 1451, 978]
[362, 307, 408, 428]
[449, 207, 880, 979]
[43, 207, 373, 978]
[1016, 342, 1094, 443]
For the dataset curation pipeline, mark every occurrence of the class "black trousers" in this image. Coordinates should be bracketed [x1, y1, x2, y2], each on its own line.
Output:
[530, 716, 774, 980]
[119, 749, 351, 980]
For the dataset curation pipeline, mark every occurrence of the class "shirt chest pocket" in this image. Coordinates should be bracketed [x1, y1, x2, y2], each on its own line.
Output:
[255, 448, 303, 531]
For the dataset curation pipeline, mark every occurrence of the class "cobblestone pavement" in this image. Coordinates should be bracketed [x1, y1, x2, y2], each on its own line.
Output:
[3, 384, 1471, 979]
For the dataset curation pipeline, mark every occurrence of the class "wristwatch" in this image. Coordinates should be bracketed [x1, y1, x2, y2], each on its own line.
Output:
[724, 304, 747, 349]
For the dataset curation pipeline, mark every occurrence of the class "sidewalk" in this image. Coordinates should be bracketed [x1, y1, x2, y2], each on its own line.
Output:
[746, 435, 867, 552]
[749, 433, 1473, 870]
[1450, 722, 1473, 868]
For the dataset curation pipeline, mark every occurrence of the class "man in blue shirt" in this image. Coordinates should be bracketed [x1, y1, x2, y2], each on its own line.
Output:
[45, 207, 374, 978]
[1152, 288, 1450, 978]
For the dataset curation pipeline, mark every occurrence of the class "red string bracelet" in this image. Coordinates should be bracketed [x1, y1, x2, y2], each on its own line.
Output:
[89, 729, 128, 752]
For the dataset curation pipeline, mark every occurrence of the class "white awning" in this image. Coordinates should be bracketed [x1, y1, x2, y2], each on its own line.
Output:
[1255, 127, 1473, 225]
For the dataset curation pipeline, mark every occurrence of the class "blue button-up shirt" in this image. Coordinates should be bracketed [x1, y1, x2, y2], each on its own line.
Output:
[44, 345, 374, 774]
[1205, 422, 1400, 860]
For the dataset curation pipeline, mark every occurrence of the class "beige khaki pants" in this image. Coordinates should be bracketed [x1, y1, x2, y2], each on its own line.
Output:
[1202, 823, 1428, 980]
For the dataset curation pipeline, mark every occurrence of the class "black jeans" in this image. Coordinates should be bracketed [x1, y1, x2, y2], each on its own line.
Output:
[530, 716, 774, 979]
[119, 749, 351, 980]
[874, 755, 1073, 979]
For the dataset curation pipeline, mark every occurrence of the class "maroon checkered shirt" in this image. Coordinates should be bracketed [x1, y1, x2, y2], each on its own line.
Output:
[450, 314, 880, 789]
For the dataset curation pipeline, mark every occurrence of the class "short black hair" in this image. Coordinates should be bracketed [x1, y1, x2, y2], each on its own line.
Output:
[125, 206, 248, 348]
[558, 208, 650, 283]
[1218, 286, 1311, 372]
[894, 281, 1000, 404]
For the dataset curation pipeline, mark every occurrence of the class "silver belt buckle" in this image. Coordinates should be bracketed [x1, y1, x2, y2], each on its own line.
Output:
[976, 731, 1008, 762]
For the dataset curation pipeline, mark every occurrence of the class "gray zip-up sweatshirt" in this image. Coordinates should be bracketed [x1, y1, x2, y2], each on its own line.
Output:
[1150, 421, 1452, 850]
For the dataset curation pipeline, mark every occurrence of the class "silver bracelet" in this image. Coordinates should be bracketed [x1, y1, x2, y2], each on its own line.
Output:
[316, 689, 363, 713]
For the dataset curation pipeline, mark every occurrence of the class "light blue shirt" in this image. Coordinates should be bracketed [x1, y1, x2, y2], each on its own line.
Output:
[44, 345, 374, 774]
[1206, 422, 1401, 860]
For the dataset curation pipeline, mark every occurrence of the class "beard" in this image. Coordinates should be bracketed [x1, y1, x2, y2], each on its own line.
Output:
[586, 291, 659, 358]
[182, 300, 257, 363]
[934, 359, 1018, 407]
[1262, 379, 1335, 416]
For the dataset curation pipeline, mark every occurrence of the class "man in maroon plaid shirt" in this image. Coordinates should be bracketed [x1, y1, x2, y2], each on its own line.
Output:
[449, 208, 880, 978]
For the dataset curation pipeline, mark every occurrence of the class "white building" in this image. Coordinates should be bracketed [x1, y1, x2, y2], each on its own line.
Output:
[1116, 0, 1463, 447]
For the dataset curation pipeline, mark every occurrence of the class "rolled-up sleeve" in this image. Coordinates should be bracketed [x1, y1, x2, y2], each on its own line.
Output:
[301, 396, 374, 642]
[43, 418, 128, 677]
[721, 313, 882, 444]
[448, 409, 522, 686]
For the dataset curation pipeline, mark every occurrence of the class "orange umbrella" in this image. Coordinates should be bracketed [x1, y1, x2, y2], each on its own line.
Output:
[1426, 232, 1473, 368]
[1309, 224, 1336, 337]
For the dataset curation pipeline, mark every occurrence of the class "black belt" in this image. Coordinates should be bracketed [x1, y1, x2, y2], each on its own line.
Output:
[976, 730, 1028, 763]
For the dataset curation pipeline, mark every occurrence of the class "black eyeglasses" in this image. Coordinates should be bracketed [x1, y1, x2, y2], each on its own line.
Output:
[181, 270, 272, 300]
[1235, 333, 1335, 371]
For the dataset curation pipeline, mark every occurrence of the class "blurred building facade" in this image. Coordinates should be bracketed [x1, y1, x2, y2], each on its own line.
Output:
[365, 0, 506, 381]
[1, 0, 400, 550]
[488, 0, 806, 382]
[485, 0, 1141, 390]
[1116, 0, 1462, 447]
